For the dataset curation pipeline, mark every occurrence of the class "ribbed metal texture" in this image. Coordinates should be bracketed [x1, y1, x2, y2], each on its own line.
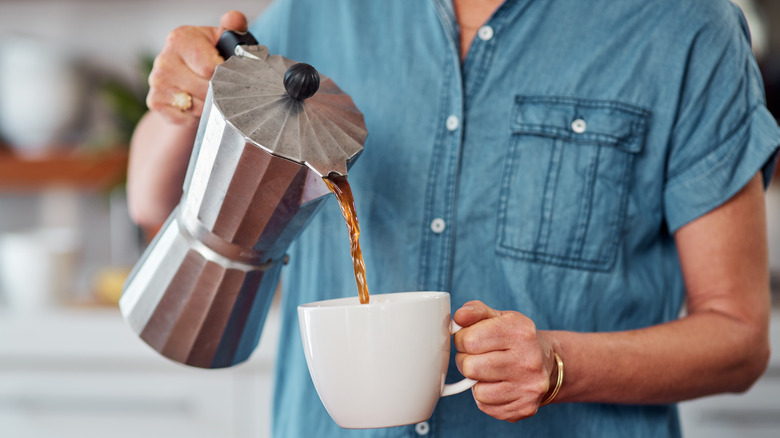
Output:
[120, 47, 366, 368]
[212, 50, 366, 177]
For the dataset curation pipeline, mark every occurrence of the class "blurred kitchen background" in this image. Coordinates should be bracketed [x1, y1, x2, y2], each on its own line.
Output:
[0, 1, 778, 437]
[0, 2, 278, 438]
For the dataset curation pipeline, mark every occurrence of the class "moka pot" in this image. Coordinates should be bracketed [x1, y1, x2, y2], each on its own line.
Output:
[119, 31, 367, 368]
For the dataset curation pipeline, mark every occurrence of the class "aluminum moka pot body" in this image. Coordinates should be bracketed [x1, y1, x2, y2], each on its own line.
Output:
[120, 35, 366, 368]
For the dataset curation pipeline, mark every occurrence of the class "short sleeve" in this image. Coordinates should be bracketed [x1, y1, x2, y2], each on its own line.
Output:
[663, 3, 780, 233]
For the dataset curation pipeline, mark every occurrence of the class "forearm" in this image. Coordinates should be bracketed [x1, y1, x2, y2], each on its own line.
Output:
[544, 307, 771, 405]
[545, 174, 771, 406]
[127, 111, 198, 227]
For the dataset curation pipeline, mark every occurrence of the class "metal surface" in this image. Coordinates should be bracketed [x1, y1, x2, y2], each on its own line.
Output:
[120, 43, 366, 368]
[212, 48, 366, 176]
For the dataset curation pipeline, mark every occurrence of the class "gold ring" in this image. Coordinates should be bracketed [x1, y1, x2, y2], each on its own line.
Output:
[171, 91, 193, 111]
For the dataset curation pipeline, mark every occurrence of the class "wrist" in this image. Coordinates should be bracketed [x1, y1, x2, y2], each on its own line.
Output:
[540, 351, 564, 406]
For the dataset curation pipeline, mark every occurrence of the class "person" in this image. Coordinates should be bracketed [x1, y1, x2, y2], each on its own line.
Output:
[127, 1, 780, 436]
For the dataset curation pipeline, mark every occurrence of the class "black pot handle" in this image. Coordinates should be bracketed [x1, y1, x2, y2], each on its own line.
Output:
[216, 30, 259, 60]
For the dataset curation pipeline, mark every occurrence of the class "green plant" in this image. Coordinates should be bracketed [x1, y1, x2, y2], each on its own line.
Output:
[99, 54, 154, 144]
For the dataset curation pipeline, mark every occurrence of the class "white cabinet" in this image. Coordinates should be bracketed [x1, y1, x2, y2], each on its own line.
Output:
[1, 306, 777, 437]
[0, 306, 278, 438]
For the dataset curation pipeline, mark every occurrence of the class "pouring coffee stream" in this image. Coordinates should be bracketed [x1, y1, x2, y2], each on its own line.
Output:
[284, 61, 370, 304]
[120, 31, 368, 368]
[323, 173, 370, 305]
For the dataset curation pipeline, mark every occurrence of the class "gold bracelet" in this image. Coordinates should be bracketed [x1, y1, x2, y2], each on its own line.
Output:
[540, 352, 564, 406]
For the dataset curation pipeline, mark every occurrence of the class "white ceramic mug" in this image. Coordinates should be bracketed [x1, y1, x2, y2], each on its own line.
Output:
[298, 291, 476, 429]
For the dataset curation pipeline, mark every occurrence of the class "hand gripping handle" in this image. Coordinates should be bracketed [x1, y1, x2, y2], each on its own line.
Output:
[441, 321, 478, 397]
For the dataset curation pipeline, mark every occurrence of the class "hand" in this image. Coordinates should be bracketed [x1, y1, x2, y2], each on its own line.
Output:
[146, 11, 248, 125]
[454, 300, 557, 422]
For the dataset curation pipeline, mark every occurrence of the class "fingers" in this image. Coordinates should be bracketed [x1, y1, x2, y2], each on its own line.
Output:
[456, 350, 511, 381]
[456, 346, 546, 382]
[457, 350, 550, 422]
[472, 380, 546, 408]
[471, 381, 520, 405]
[454, 309, 537, 354]
[163, 26, 224, 81]
[148, 48, 212, 98]
[472, 386, 542, 422]
[147, 92, 204, 126]
[147, 19, 228, 125]
[451, 302, 557, 422]
[454, 300, 503, 328]
[147, 50, 210, 125]
[219, 10, 249, 33]
[146, 10, 249, 125]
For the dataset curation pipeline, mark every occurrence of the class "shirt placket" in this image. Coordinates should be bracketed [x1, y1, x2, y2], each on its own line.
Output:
[419, 0, 465, 295]
[415, 2, 528, 437]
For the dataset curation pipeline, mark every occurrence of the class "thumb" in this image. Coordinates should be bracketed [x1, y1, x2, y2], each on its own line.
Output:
[219, 10, 249, 33]
[453, 300, 502, 328]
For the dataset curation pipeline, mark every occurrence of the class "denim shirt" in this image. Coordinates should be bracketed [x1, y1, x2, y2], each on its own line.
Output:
[250, 0, 780, 436]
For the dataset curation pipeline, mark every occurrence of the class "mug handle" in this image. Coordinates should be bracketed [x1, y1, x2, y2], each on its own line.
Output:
[441, 321, 478, 397]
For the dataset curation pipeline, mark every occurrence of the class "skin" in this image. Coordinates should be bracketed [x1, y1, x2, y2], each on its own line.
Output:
[128, 5, 773, 424]
[127, 11, 247, 227]
[453, 0, 504, 60]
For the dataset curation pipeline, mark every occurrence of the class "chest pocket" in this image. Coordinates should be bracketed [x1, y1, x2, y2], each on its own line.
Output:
[497, 96, 650, 271]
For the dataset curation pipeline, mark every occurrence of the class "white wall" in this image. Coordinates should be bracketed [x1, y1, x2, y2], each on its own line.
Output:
[0, 0, 272, 82]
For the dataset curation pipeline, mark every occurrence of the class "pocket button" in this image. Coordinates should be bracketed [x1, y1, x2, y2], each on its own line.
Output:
[430, 218, 446, 234]
[571, 118, 587, 134]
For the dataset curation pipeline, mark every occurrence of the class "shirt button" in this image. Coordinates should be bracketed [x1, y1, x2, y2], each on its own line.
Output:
[430, 218, 446, 234]
[415, 421, 430, 435]
[571, 118, 587, 134]
[477, 25, 494, 41]
[446, 115, 459, 131]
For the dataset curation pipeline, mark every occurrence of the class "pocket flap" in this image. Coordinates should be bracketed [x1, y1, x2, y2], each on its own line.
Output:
[512, 96, 650, 153]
